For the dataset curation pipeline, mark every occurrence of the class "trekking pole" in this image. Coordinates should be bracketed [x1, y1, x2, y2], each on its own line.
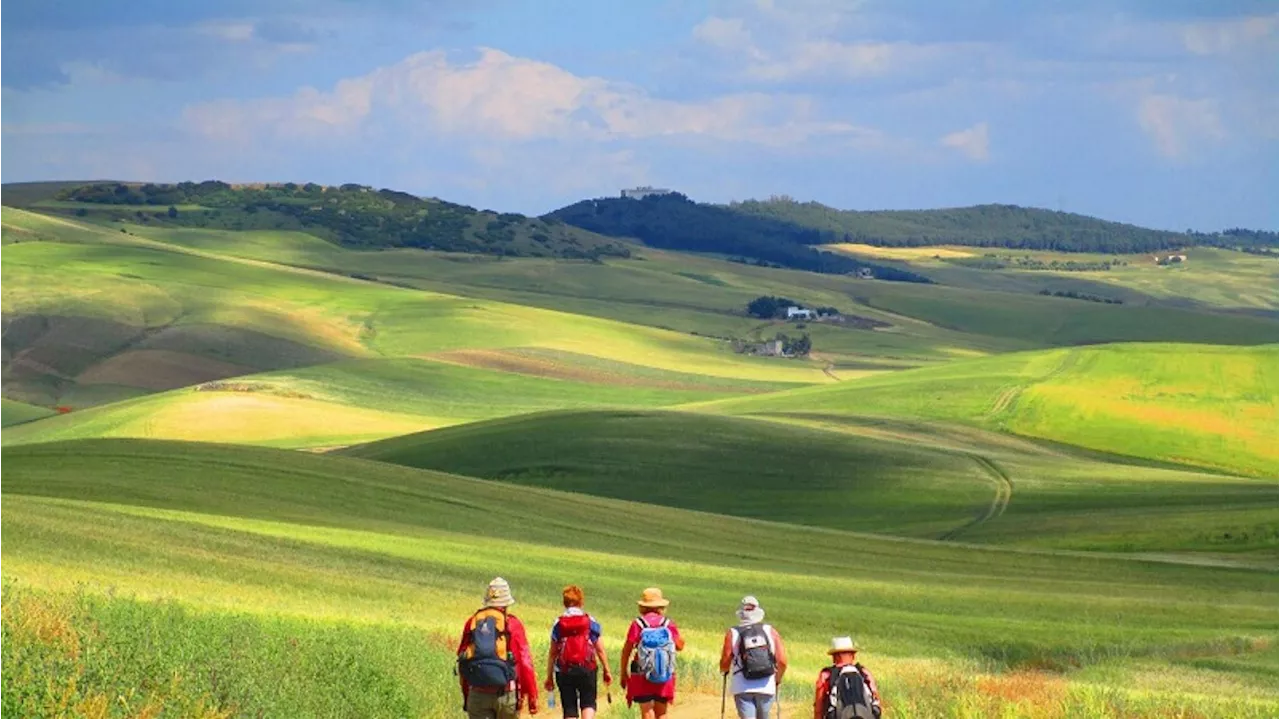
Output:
[720, 672, 728, 719]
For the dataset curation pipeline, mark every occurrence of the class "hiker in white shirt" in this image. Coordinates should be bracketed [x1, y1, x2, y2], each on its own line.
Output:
[718, 596, 788, 719]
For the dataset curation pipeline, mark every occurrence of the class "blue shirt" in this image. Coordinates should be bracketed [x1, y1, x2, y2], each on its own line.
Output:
[550, 607, 602, 642]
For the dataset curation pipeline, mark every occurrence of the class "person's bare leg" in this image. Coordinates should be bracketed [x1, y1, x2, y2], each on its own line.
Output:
[653, 701, 670, 718]
[640, 701, 657, 719]
[581, 709, 596, 719]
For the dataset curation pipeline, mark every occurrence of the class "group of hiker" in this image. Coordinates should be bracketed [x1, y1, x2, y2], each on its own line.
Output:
[457, 578, 882, 719]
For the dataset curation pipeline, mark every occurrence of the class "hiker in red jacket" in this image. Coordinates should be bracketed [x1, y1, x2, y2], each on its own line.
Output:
[813, 636, 881, 719]
[544, 585, 612, 719]
[457, 577, 540, 718]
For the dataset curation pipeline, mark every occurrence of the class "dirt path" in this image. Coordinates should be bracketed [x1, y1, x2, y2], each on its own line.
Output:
[605, 692, 804, 718]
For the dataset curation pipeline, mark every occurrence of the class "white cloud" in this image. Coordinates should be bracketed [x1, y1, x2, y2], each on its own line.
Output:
[1181, 15, 1276, 56]
[690, 8, 986, 83]
[1136, 94, 1225, 159]
[183, 47, 883, 148]
[939, 122, 989, 162]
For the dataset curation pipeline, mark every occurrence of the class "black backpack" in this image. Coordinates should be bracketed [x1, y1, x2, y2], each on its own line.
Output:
[735, 623, 777, 680]
[825, 664, 880, 719]
[458, 608, 516, 688]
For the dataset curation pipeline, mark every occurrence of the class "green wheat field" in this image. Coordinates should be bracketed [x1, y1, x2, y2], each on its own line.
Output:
[2, 201, 1276, 718]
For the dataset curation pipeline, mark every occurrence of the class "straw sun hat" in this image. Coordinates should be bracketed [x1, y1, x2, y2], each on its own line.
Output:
[484, 577, 516, 608]
[827, 636, 861, 655]
[637, 587, 670, 608]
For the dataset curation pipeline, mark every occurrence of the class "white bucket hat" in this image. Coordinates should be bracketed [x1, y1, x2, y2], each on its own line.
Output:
[737, 595, 765, 624]
[484, 577, 516, 608]
[828, 636, 860, 655]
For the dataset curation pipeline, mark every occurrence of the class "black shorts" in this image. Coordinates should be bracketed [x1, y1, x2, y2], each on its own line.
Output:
[556, 670, 598, 717]
[632, 695, 668, 704]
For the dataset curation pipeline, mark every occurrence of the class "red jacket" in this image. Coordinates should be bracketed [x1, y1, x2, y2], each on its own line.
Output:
[813, 662, 881, 719]
[457, 610, 540, 712]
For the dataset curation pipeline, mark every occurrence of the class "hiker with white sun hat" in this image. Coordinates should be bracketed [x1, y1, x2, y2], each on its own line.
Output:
[457, 577, 541, 718]
[812, 636, 881, 719]
[718, 596, 788, 719]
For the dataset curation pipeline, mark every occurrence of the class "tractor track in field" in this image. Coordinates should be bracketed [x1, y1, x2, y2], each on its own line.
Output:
[938, 454, 1014, 541]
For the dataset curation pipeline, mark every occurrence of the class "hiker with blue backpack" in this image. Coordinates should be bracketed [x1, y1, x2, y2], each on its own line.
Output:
[544, 585, 612, 719]
[457, 578, 540, 718]
[619, 587, 684, 718]
[719, 596, 789, 719]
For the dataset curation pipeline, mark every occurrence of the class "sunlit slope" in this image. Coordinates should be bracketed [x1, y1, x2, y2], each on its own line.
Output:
[700, 343, 1279, 477]
[1, 398, 54, 427]
[2, 358, 778, 448]
[2, 208, 829, 409]
[4, 440, 1276, 715]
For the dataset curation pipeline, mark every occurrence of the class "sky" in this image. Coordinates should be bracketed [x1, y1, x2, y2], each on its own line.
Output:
[2, 0, 1277, 230]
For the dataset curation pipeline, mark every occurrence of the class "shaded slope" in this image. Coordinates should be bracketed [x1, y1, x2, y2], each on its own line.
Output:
[699, 343, 1279, 477]
[1, 398, 54, 427]
[342, 409, 1021, 538]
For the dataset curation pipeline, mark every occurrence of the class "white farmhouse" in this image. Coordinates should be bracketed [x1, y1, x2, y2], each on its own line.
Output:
[785, 306, 814, 320]
[621, 186, 673, 199]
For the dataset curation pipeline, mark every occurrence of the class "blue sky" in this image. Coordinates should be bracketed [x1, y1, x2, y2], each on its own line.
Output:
[2, 0, 1276, 230]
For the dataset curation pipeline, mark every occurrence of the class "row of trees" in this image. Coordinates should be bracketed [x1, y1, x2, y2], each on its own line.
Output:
[730, 199, 1277, 254]
[548, 194, 931, 281]
[60, 182, 632, 260]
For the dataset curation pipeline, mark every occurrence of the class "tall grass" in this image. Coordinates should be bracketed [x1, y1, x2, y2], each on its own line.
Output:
[2, 585, 457, 718]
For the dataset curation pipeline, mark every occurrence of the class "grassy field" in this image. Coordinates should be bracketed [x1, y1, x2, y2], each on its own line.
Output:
[3, 439, 1276, 717]
[2, 208, 833, 410]
[93, 213, 1279, 357]
[1, 397, 55, 426]
[342, 408, 1278, 561]
[343, 410, 999, 537]
[701, 343, 1279, 478]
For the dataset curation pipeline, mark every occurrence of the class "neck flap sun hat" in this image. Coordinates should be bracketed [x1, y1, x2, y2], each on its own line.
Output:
[485, 577, 516, 608]
[737, 595, 765, 624]
[637, 587, 670, 609]
[828, 636, 859, 655]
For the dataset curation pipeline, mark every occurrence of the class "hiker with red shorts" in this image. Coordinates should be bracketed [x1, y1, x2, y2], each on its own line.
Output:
[544, 585, 612, 719]
[619, 587, 685, 719]
[457, 577, 540, 718]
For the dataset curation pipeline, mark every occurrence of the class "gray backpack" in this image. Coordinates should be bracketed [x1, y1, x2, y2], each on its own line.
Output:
[825, 664, 880, 719]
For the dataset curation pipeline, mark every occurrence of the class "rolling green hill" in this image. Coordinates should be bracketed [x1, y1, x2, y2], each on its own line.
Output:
[2, 358, 783, 449]
[343, 408, 1277, 559]
[701, 343, 1279, 478]
[20, 180, 636, 260]
[1, 398, 55, 427]
[4, 439, 1276, 717]
[730, 198, 1278, 252]
[2, 207, 830, 410]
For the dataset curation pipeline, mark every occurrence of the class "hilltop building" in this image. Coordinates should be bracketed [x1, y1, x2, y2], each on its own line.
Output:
[621, 186, 674, 200]
[785, 306, 814, 320]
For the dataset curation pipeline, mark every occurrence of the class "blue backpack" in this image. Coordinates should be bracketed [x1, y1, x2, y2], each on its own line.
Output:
[633, 617, 675, 684]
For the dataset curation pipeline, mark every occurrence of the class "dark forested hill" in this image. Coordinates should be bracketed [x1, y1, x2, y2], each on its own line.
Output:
[33, 181, 632, 260]
[545, 193, 932, 281]
[729, 198, 1279, 253]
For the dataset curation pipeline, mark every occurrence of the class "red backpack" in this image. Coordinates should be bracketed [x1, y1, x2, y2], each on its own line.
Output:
[554, 614, 598, 676]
